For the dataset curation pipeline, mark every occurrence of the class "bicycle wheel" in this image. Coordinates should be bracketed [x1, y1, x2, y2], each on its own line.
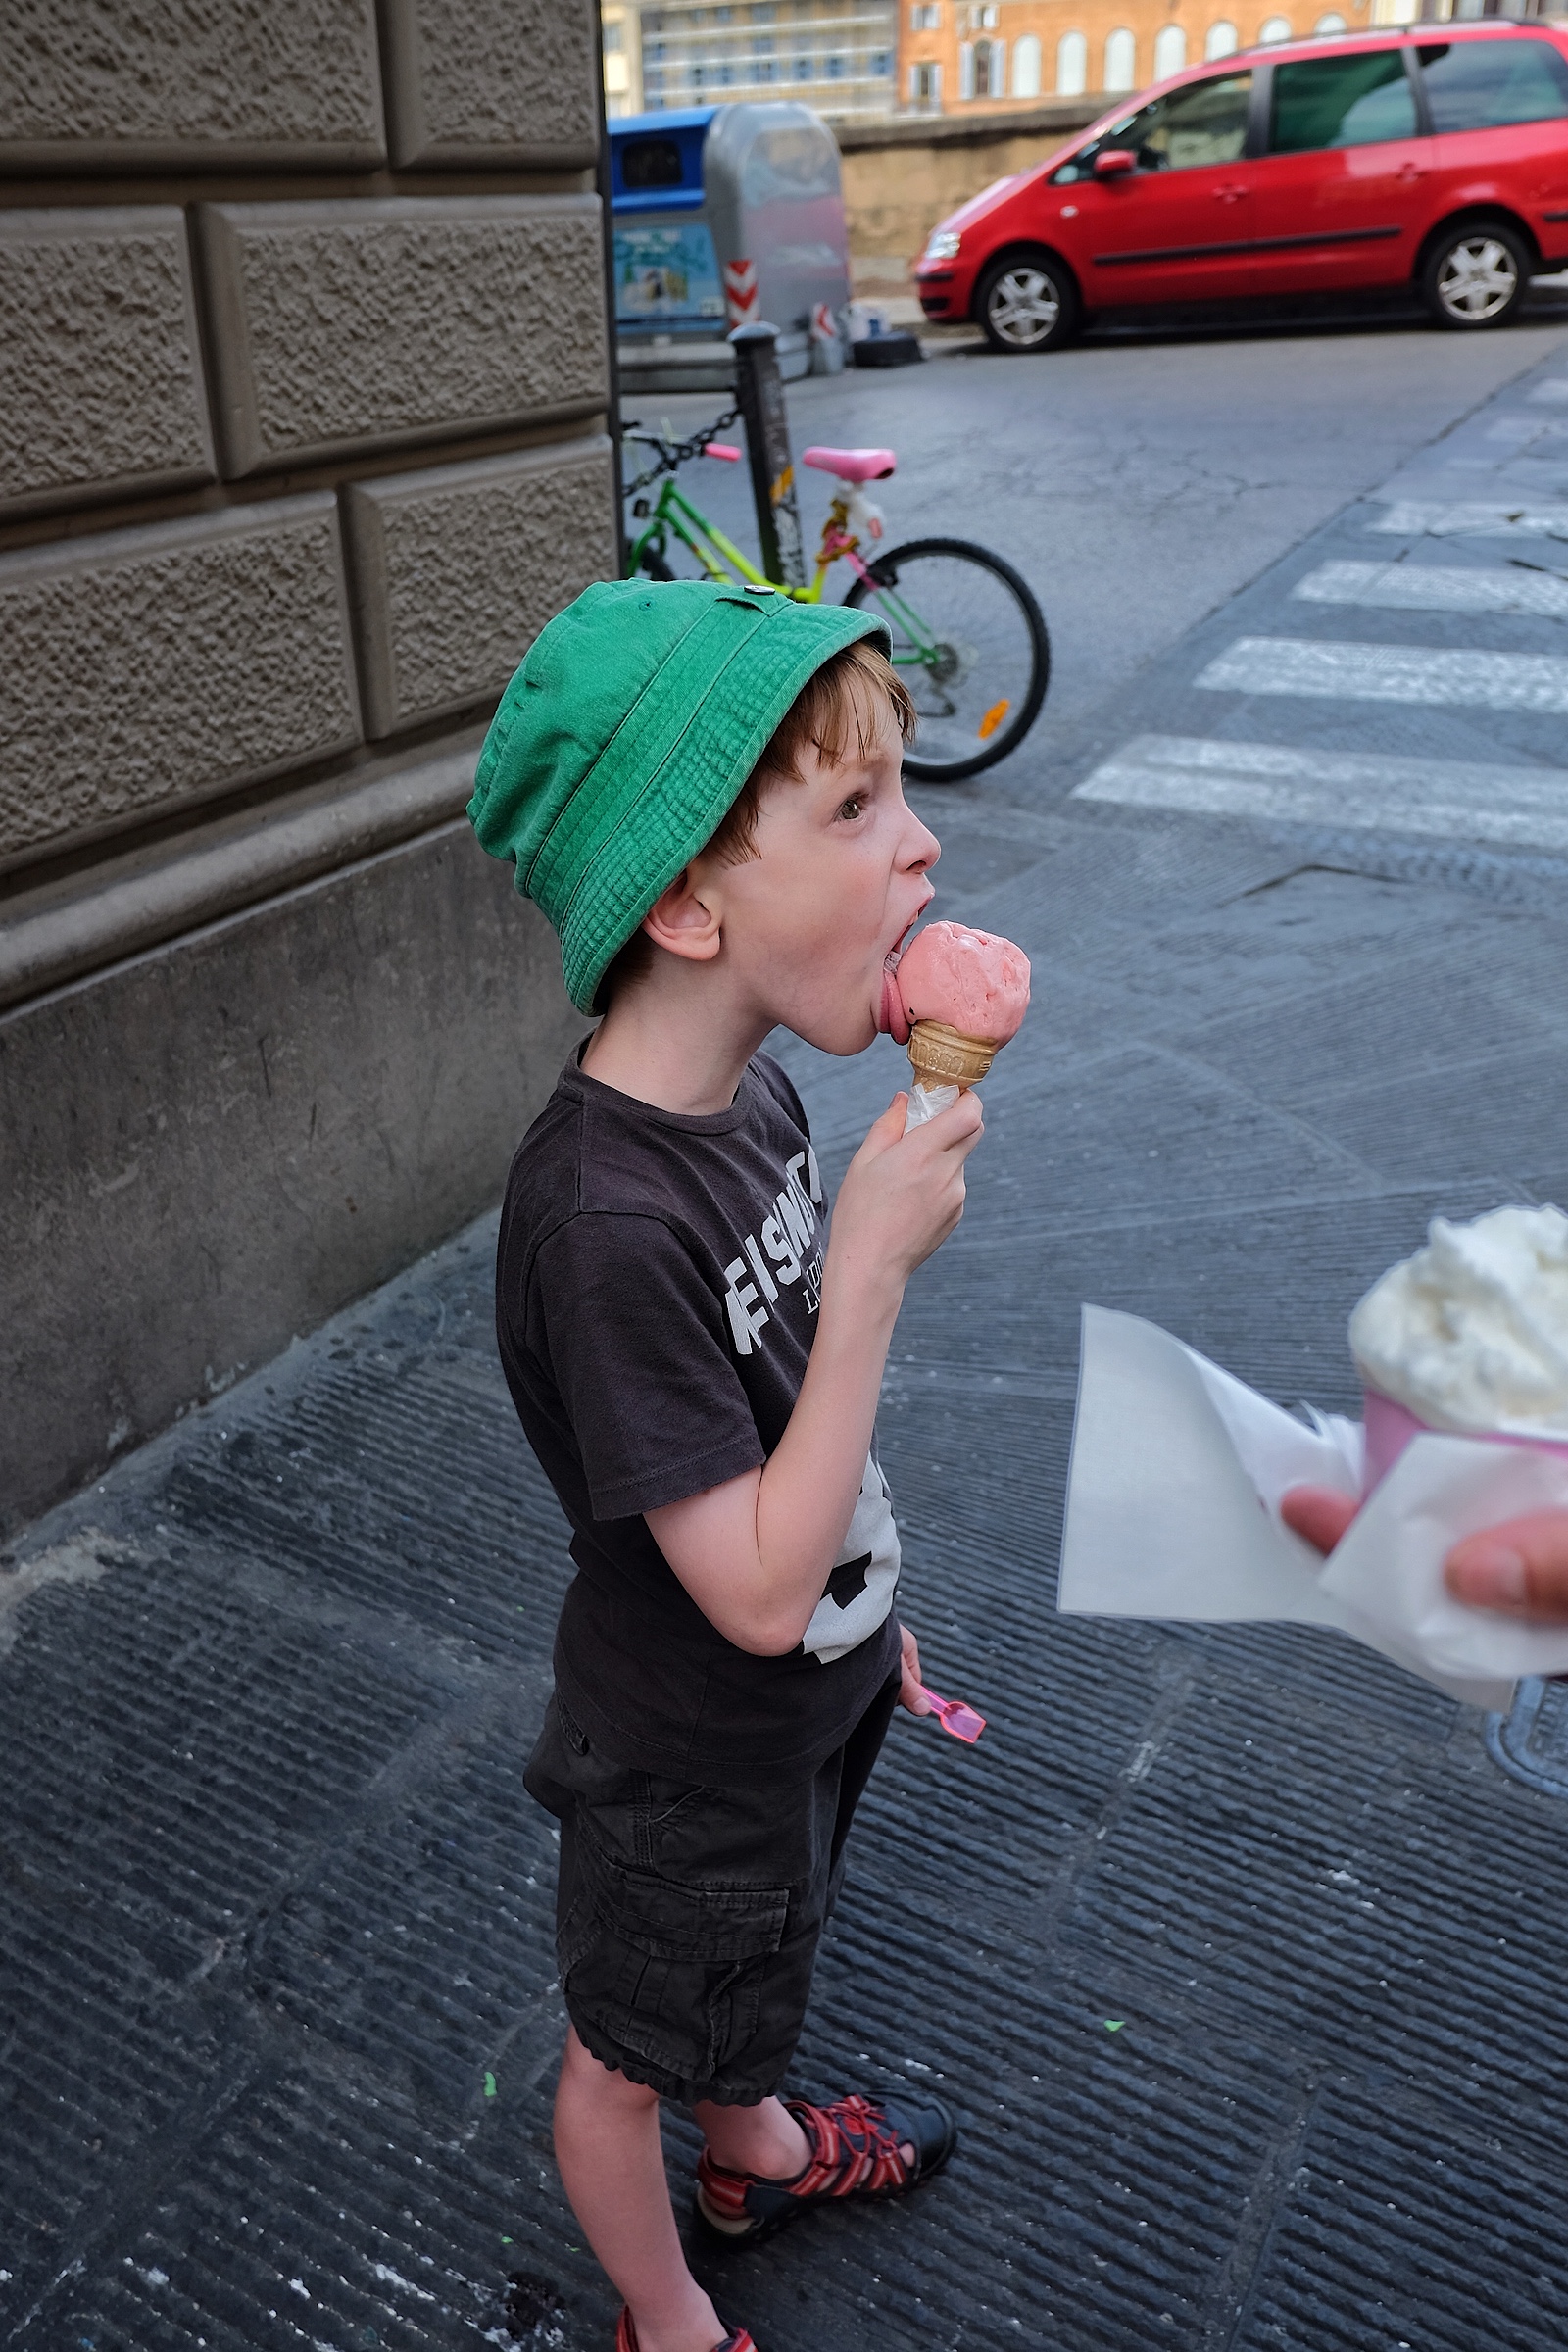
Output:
[844, 539, 1049, 782]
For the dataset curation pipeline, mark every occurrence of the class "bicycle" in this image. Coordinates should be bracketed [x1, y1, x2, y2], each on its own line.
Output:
[622, 412, 1050, 784]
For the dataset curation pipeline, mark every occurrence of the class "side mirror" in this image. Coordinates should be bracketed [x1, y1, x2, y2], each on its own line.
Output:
[1094, 147, 1138, 180]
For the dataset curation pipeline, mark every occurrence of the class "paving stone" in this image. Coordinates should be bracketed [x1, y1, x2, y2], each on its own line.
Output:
[1233, 2089, 1568, 2351]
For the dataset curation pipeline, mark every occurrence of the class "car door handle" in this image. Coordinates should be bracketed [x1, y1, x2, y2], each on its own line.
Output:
[1397, 161, 1426, 181]
[1212, 185, 1249, 204]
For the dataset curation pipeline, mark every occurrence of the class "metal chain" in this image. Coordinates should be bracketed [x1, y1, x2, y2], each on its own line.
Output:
[621, 406, 742, 500]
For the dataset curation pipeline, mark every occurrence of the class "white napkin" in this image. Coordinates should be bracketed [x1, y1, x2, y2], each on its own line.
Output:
[904, 1081, 960, 1131]
[1058, 1305, 1568, 1709]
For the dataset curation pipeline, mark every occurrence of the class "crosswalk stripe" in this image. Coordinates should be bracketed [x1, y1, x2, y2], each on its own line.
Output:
[1196, 635, 1568, 712]
[1072, 734, 1568, 851]
[1372, 499, 1568, 539]
[1486, 414, 1568, 443]
[1293, 559, 1568, 620]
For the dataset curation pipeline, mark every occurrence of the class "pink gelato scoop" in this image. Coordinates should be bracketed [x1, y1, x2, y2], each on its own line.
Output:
[894, 921, 1030, 1048]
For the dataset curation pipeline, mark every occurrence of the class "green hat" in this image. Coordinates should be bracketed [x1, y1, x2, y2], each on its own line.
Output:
[467, 577, 890, 1013]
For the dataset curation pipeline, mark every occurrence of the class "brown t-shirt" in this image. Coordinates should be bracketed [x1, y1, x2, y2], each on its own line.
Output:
[495, 1049, 902, 1787]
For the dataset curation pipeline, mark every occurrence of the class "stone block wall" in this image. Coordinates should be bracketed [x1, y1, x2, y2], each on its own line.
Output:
[378, 0, 600, 169]
[343, 438, 617, 737]
[0, 207, 215, 518]
[0, 0, 614, 1533]
[1, 0, 389, 172]
[194, 195, 608, 473]
[1, 499, 362, 860]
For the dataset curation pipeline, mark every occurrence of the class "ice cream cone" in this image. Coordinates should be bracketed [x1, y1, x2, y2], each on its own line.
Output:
[906, 1018, 998, 1093]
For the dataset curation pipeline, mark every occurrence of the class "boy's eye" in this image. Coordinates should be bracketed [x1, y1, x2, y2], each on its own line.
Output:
[837, 795, 865, 821]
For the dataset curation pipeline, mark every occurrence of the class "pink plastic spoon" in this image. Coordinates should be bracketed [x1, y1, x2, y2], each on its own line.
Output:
[918, 1684, 986, 1744]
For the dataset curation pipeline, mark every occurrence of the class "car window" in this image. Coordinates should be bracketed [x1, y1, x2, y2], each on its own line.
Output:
[1269, 49, 1418, 152]
[1414, 37, 1568, 134]
[1051, 72, 1252, 180]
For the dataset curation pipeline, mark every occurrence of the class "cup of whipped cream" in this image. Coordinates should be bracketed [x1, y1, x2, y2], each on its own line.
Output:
[1349, 1202, 1568, 1492]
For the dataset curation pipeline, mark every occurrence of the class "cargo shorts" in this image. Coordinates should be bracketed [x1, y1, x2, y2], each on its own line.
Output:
[523, 1672, 901, 2108]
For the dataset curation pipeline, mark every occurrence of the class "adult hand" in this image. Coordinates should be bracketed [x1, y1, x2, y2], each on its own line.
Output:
[1280, 1485, 1568, 1624]
[1445, 1514, 1568, 1617]
[1279, 1484, 1357, 1554]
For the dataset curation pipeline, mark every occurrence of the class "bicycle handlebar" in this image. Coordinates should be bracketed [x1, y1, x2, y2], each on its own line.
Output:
[621, 407, 742, 497]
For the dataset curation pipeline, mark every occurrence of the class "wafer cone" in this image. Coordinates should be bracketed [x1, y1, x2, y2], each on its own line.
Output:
[906, 1018, 999, 1093]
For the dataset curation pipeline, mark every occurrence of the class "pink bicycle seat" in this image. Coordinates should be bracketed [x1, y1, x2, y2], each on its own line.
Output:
[802, 445, 897, 482]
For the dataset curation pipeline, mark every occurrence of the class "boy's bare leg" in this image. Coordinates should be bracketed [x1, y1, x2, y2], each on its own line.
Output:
[691, 2096, 809, 2177]
[695, 2093, 915, 2176]
[554, 2028, 725, 2352]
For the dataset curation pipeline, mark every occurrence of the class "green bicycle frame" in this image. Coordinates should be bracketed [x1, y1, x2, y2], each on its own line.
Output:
[627, 476, 824, 600]
[625, 476, 943, 670]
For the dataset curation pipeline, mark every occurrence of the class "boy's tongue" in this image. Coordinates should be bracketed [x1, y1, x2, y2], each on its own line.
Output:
[879, 955, 911, 1046]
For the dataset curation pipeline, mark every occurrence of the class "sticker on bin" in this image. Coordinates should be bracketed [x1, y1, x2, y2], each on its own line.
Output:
[724, 257, 760, 328]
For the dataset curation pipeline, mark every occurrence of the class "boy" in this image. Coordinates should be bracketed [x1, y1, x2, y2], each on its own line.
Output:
[469, 578, 984, 2352]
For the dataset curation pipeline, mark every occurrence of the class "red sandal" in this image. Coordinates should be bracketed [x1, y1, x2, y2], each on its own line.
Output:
[694, 2088, 956, 2247]
[614, 2312, 756, 2352]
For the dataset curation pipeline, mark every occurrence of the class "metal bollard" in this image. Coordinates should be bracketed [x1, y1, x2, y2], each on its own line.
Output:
[728, 321, 806, 590]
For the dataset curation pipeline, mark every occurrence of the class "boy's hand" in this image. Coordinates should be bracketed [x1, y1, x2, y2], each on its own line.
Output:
[897, 1622, 933, 1716]
[825, 1090, 984, 1309]
[648, 1096, 982, 1661]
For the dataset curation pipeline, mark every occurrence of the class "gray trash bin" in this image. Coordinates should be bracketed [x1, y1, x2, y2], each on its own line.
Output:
[611, 102, 851, 397]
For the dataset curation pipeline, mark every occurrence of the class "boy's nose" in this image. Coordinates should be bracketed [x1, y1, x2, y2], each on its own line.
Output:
[906, 817, 941, 872]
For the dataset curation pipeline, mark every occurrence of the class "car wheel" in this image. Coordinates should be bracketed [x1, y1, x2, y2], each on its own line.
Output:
[1421, 221, 1530, 331]
[976, 254, 1080, 354]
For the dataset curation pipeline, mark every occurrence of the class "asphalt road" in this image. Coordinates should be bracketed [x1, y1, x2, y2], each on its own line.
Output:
[8, 304, 1568, 2352]
[628, 289, 1568, 747]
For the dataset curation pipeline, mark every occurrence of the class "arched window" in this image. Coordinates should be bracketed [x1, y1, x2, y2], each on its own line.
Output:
[1258, 13, 1292, 37]
[972, 35, 1004, 94]
[1103, 26, 1137, 90]
[1056, 28, 1088, 92]
[1012, 30, 1043, 95]
[1313, 10, 1347, 26]
[1153, 23, 1188, 76]
[1204, 19, 1238, 53]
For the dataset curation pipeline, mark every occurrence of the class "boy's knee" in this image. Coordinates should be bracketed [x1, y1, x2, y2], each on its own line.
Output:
[560, 2025, 661, 2112]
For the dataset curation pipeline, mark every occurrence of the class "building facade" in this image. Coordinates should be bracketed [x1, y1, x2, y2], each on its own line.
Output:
[1, 0, 617, 1532]
[634, 0, 900, 117]
[603, 1, 648, 112]
[901, 0, 1368, 109]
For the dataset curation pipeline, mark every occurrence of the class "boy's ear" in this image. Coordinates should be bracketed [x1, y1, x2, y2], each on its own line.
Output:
[641, 863, 723, 965]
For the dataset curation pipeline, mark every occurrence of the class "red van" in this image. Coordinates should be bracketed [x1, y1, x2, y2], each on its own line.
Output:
[914, 24, 1568, 349]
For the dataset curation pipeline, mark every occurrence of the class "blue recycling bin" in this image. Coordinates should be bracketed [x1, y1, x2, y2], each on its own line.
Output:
[610, 101, 851, 386]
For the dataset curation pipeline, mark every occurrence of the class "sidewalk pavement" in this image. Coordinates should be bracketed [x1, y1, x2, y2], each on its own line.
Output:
[9, 350, 1568, 2352]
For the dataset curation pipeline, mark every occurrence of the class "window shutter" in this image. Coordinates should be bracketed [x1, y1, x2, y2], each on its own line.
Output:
[958, 39, 974, 98]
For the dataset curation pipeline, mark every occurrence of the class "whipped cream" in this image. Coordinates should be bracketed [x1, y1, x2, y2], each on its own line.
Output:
[1349, 1203, 1568, 1437]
